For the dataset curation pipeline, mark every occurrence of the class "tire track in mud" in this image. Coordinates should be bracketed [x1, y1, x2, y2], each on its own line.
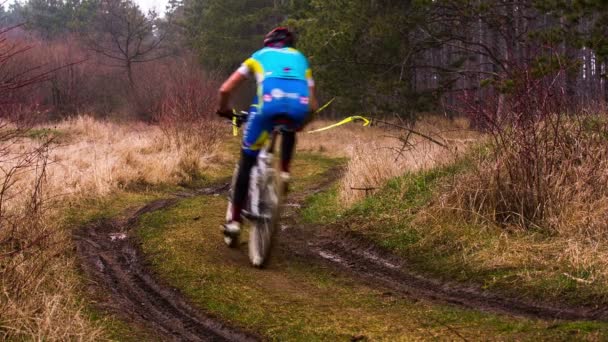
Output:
[74, 184, 259, 342]
[282, 228, 608, 321]
[75, 167, 608, 342]
[277, 166, 608, 322]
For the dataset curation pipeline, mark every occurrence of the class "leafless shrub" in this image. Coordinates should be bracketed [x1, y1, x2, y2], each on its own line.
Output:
[0, 26, 103, 340]
[450, 60, 608, 234]
[155, 61, 222, 151]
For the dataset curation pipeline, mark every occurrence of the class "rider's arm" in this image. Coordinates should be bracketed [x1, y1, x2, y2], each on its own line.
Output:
[300, 68, 319, 129]
[309, 85, 319, 113]
[218, 71, 247, 113]
[306, 68, 319, 113]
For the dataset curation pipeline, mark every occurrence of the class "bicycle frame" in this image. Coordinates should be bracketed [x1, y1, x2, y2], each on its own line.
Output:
[224, 111, 288, 267]
[247, 131, 280, 220]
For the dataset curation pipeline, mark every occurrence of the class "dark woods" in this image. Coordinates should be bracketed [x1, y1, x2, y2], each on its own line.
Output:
[0, 0, 214, 121]
[1, 0, 608, 122]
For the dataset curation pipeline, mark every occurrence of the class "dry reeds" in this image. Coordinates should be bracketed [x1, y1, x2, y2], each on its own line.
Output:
[423, 61, 608, 291]
[0, 125, 103, 340]
[445, 114, 608, 237]
[299, 116, 473, 205]
[48, 116, 225, 197]
[0, 115, 226, 340]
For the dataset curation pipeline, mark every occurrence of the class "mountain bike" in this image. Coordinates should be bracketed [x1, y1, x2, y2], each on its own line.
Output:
[224, 111, 287, 268]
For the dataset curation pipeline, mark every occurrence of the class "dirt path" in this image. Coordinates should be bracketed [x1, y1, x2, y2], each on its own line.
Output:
[277, 168, 608, 322]
[74, 185, 259, 342]
[282, 227, 608, 321]
[75, 169, 608, 341]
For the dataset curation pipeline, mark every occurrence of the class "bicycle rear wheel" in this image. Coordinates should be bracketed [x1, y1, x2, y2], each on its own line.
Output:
[249, 173, 283, 268]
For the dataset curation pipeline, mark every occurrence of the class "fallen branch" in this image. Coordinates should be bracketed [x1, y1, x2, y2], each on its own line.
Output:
[373, 119, 449, 148]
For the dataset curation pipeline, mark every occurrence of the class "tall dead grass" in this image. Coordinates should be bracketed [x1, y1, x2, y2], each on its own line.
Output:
[445, 115, 608, 235]
[411, 114, 608, 293]
[299, 116, 476, 205]
[48, 115, 224, 197]
[0, 129, 104, 340]
[0, 115, 225, 340]
[419, 61, 608, 294]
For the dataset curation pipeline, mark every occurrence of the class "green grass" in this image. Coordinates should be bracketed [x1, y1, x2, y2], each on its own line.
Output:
[136, 194, 608, 341]
[132, 153, 608, 340]
[302, 185, 343, 223]
[64, 192, 156, 227]
[303, 159, 467, 255]
[84, 305, 159, 342]
[26, 127, 71, 143]
[288, 152, 347, 192]
[302, 152, 608, 306]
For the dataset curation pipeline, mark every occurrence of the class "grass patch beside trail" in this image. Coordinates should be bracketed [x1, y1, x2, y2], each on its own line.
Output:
[137, 194, 608, 341]
[303, 153, 608, 307]
[135, 153, 608, 340]
[288, 152, 347, 192]
[301, 185, 342, 223]
[27, 127, 71, 142]
[84, 305, 160, 342]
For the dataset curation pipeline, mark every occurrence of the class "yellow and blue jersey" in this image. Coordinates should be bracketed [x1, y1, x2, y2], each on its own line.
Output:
[237, 47, 314, 87]
[236, 47, 315, 156]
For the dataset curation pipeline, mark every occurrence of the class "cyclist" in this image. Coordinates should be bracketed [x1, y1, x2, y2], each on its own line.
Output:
[216, 27, 319, 242]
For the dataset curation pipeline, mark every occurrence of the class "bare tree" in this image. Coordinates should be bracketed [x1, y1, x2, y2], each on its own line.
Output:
[87, 0, 170, 90]
[0, 24, 49, 120]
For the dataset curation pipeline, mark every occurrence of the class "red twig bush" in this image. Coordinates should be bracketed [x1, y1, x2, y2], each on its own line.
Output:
[155, 60, 222, 151]
[451, 62, 608, 235]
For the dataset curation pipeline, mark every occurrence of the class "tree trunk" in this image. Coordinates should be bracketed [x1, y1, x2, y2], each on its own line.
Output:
[604, 61, 608, 104]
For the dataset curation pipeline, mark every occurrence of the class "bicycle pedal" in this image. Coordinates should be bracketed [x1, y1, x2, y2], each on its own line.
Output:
[221, 223, 240, 248]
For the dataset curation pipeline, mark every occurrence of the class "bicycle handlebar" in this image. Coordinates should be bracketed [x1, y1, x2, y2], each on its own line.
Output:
[232, 110, 249, 128]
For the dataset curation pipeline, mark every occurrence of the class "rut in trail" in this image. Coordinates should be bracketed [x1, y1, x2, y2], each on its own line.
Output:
[76, 167, 608, 342]
[74, 185, 258, 342]
[281, 226, 608, 322]
[276, 167, 608, 322]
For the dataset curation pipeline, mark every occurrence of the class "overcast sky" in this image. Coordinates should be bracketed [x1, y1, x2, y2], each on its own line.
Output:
[136, 0, 169, 16]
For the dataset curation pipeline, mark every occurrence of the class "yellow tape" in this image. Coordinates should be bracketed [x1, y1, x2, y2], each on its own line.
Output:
[314, 97, 335, 115]
[307, 116, 371, 134]
[232, 116, 238, 136]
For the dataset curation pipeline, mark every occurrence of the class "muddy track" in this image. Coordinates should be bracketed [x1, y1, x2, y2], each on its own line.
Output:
[74, 184, 259, 342]
[76, 168, 608, 342]
[282, 227, 608, 321]
[278, 166, 608, 322]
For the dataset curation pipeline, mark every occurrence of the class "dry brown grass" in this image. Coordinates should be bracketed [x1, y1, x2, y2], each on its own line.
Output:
[0, 115, 226, 340]
[299, 116, 477, 205]
[441, 115, 608, 235]
[413, 114, 608, 295]
[47, 116, 225, 198]
[0, 218, 105, 340]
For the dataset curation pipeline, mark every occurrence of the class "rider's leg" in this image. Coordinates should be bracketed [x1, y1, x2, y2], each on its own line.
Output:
[230, 149, 257, 223]
[227, 103, 271, 224]
[280, 130, 296, 173]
